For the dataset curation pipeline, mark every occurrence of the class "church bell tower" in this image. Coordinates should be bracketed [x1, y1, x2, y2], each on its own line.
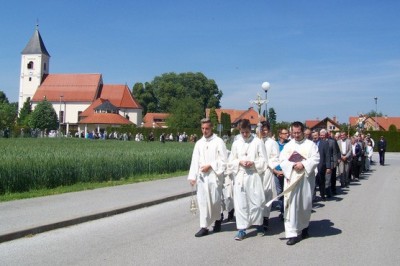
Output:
[18, 25, 50, 111]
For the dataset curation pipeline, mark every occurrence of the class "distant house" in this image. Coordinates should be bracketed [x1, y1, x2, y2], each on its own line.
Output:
[142, 113, 170, 128]
[349, 116, 400, 131]
[305, 117, 341, 132]
[205, 107, 265, 131]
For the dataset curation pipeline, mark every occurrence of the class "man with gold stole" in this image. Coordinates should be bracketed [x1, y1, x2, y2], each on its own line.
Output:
[279, 121, 319, 245]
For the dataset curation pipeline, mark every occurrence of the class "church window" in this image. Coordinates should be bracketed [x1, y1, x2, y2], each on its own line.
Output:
[77, 111, 82, 122]
[27, 61, 34, 69]
[29, 77, 32, 81]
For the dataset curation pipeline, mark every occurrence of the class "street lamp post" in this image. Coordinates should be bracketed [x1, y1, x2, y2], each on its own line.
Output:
[59, 95, 63, 135]
[374, 97, 378, 130]
[261, 81, 271, 120]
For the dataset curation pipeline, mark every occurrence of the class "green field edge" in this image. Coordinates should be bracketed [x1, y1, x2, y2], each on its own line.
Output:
[0, 170, 188, 202]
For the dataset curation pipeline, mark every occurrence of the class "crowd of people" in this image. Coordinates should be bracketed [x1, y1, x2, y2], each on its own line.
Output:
[70, 130, 199, 143]
[188, 118, 385, 246]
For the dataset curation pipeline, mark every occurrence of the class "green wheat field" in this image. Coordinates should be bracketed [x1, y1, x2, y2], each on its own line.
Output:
[0, 138, 193, 195]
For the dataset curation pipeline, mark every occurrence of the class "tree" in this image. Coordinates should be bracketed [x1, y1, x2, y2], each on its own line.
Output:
[17, 97, 32, 126]
[208, 107, 219, 131]
[166, 97, 204, 129]
[0, 102, 17, 132]
[221, 112, 231, 135]
[366, 110, 383, 117]
[0, 91, 17, 136]
[268, 107, 277, 131]
[0, 91, 9, 104]
[29, 99, 58, 131]
[388, 124, 397, 132]
[151, 72, 222, 113]
[132, 82, 158, 115]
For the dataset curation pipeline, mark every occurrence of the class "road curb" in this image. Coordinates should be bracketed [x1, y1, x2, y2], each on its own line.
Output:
[0, 191, 192, 244]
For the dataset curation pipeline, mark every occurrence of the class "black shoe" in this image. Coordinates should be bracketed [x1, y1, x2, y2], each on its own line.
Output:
[257, 225, 266, 236]
[263, 217, 269, 230]
[286, 237, 299, 245]
[213, 220, 221, 233]
[301, 228, 309, 239]
[227, 209, 235, 222]
[195, 228, 209, 237]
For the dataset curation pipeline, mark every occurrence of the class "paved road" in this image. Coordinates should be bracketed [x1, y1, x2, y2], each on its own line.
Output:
[1, 153, 399, 265]
[0, 176, 191, 243]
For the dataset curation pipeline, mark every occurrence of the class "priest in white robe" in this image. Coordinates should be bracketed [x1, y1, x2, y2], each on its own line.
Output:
[188, 118, 228, 237]
[279, 121, 319, 245]
[260, 121, 280, 230]
[228, 119, 267, 240]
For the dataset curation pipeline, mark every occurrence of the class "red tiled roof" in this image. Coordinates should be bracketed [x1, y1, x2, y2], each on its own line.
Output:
[79, 98, 107, 117]
[143, 113, 170, 128]
[305, 120, 320, 129]
[376, 117, 400, 130]
[78, 113, 133, 125]
[32, 74, 102, 102]
[100, 84, 142, 109]
[206, 107, 265, 125]
[349, 116, 400, 131]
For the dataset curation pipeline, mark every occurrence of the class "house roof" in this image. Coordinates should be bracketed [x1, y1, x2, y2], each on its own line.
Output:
[94, 100, 118, 112]
[79, 98, 106, 118]
[32, 74, 102, 102]
[143, 113, 170, 128]
[305, 117, 341, 130]
[100, 84, 142, 109]
[305, 120, 320, 129]
[21, 28, 50, 56]
[78, 113, 133, 125]
[206, 107, 265, 126]
[349, 116, 400, 131]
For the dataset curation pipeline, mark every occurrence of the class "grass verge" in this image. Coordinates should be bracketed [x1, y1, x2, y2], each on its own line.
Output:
[0, 170, 188, 202]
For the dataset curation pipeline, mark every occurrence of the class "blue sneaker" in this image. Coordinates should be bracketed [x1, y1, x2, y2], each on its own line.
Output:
[235, 230, 246, 241]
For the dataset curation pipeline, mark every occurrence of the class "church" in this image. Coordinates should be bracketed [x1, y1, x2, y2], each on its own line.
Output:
[18, 26, 143, 135]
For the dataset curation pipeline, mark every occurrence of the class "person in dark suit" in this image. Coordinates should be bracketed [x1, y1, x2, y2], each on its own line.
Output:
[320, 129, 340, 196]
[350, 136, 362, 181]
[312, 130, 331, 201]
[378, 136, 387, 165]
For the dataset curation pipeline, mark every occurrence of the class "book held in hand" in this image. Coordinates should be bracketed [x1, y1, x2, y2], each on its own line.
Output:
[288, 151, 305, 162]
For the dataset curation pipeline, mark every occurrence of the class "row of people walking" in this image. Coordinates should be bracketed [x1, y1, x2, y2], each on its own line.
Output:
[188, 118, 323, 245]
[188, 118, 383, 245]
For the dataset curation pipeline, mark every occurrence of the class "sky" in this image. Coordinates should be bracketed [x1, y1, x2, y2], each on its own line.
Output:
[1, 0, 399, 123]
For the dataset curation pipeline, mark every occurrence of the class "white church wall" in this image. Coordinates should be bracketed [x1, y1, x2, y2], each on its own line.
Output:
[32, 102, 90, 124]
[120, 109, 142, 126]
